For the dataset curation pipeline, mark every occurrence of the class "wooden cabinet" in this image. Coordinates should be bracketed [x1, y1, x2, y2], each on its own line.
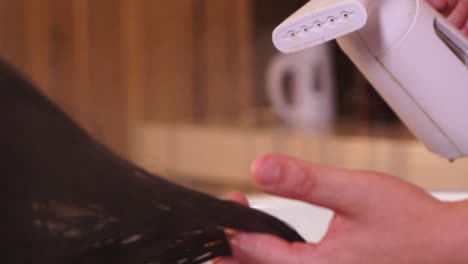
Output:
[0, 0, 254, 156]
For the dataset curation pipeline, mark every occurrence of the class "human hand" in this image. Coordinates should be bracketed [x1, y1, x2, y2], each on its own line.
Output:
[427, 0, 468, 36]
[216, 154, 468, 264]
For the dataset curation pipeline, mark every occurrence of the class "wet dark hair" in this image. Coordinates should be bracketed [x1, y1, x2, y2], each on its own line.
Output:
[0, 59, 304, 264]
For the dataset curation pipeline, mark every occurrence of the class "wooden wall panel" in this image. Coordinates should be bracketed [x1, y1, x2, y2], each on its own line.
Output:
[86, 0, 127, 155]
[25, 0, 53, 94]
[50, 0, 76, 110]
[0, 0, 254, 157]
[121, 0, 144, 126]
[139, 0, 195, 122]
[198, 0, 253, 123]
[0, 0, 28, 71]
[201, 0, 231, 122]
[234, 0, 254, 121]
[72, 0, 91, 117]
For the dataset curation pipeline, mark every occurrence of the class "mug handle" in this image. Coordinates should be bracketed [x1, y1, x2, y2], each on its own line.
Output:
[265, 53, 300, 122]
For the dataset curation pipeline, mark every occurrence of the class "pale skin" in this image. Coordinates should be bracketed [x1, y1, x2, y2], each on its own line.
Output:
[427, 0, 468, 36]
[215, 2, 468, 263]
[216, 155, 468, 264]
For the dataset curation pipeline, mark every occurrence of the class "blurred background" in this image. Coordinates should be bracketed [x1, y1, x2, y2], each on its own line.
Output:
[1, 0, 467, 196]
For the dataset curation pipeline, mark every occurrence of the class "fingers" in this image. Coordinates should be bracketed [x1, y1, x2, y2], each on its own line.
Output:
[213, 257, 239, 264]
[229, 192, 249, 206]
[447, 0, 468, 29]
[229, 233, 316, 264]
[250, 154, 427, 217]
[427, 0, 449, 11]
[428, 0, 461, 15]
[250, 154, 373, 215]
[215, 193, 247, 264]
[429, 0, 460, 15]
[428, 0, 468, 34]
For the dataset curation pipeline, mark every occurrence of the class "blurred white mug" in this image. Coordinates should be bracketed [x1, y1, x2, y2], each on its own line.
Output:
[266, 44, 335, 129]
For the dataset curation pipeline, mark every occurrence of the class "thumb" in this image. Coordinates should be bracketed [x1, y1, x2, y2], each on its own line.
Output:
[229, 232, 315, 264]
[251, 154, 415, 217]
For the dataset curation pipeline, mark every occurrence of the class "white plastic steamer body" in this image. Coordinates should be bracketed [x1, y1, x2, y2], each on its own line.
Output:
[273, 0, 468, 160]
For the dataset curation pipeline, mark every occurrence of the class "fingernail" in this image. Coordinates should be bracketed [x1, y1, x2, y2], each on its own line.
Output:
[229, 233, 263, 258]
[253, 158, 281, 186]
[225, 228, 238, 238]
[229, 233, 253, 249]
[229, 233, 242, 247]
